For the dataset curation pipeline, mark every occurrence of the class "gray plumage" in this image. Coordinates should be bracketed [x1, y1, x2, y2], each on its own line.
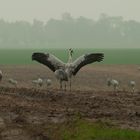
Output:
[72, 53, 104, 75]
[32, 78, 43, 87]
[107, 78, 119, 92]
[8, 78, 18, 87]
[46, 79, 52, 87]
[54, 69, 68, 89]
[32, 49, 104, 90]
[129, 80, 136, 93]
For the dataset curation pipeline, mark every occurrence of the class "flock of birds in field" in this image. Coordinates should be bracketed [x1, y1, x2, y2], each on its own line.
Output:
[0, 48, 139, 93]
[32, 78, 52, 88]
[0, 74, 52, 89]
[107, 78, 136, 93]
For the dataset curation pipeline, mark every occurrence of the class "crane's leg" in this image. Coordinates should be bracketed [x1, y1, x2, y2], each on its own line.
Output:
[113, 86, 115, 92]
[60, 81, 62, 89]
[132, 87, 134, 94]
[115, 86, 118, 95]
[70, 78, 71, 92]
[114, 86, 117, 95]
[65, 82, 67, 91]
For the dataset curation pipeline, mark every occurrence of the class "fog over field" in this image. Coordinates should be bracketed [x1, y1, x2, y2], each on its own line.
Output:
[0, 0, 140, 48]
[0, 0, 140, 22]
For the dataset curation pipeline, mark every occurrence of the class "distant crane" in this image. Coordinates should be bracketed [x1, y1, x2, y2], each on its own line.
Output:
[45, 79, 52, 87]
[129, 80, 136, 93]
[32, 78, 43, 87]
[107, 78, 119, 92]
[8, 78, 18, 87]
[32, 49, 104, 90]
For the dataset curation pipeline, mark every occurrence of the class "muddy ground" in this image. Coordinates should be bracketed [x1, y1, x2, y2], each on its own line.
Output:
[0, 64, 140, 140]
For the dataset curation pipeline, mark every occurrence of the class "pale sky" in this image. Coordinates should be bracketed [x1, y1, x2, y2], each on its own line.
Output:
[0, 0, 140, 22]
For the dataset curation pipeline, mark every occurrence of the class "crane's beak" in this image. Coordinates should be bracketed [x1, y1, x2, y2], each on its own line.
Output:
[68, 48, 74, 56]
[71, 50, 74, 56]
[72, 50, 74, 54]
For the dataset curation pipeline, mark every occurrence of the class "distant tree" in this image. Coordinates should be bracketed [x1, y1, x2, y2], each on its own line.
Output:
[0, 13, 140, 48]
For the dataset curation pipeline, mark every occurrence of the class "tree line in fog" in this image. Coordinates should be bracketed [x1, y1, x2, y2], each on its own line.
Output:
[0, 13, 140, 48]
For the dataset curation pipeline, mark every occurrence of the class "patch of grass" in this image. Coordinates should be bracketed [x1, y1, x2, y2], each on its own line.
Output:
[61, 119, 140, 140]
[14, 118, 140, 140]
[0, 48, 140, 64]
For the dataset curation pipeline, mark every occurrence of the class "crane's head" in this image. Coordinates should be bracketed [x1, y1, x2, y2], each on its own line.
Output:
[68, 48, 74, 56]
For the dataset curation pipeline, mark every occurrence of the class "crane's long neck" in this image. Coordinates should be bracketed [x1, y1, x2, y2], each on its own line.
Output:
[68, 50, 73, 63]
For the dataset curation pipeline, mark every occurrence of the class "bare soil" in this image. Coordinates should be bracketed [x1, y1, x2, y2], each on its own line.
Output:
[0, 64, 140, 140]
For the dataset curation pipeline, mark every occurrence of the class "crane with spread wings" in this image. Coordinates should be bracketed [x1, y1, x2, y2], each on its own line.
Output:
[32, 49, 104, 90]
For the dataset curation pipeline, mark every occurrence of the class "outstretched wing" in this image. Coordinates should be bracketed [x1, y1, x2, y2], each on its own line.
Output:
[72, 53, 104, 75]
[32, 52, 65, 72]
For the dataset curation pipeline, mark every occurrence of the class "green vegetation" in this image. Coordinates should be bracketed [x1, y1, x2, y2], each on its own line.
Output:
[0, 48, 139, 65]
[61, 119, 140, 140]
[10, 116, 140, 140]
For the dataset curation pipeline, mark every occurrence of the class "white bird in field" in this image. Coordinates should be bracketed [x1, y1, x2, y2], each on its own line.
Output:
[0, 70, 2, 82]
[45, 79, 52, 87]
[32, 48, 104, 90]
[107, 78, 119, 92]
[8, 78, 18, 87]
[32, 78, 43, 87]
[129, 81, 136, 93]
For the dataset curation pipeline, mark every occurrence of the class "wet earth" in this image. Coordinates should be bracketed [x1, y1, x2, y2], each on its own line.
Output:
[0, 64, 140, 139]
[0, 86, 140, 140]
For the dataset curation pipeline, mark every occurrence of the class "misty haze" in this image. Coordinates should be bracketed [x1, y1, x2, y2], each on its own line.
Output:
[0, 13, 140, 48]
